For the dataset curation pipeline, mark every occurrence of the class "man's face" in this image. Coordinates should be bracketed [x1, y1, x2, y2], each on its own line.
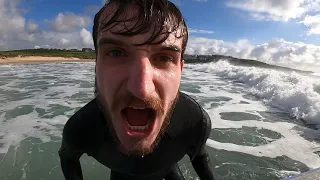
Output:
[95, 5, 184, 156]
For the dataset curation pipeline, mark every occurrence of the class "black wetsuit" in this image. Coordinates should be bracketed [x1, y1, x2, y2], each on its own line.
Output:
[58, 91, 215, 180]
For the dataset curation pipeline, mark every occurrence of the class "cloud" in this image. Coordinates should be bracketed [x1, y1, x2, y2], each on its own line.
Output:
[185, 37, 320, 71]
[189, 28, 214, 34]
[226, 0, 320, 36]
[80, 28, 94, 48]
[50, 12, 92, 32]
[300, 14, 320, 35]
[26, 20, 39, 34]
[0, 0, 94, 50]
[226, 0, 320, 22]
[36, 30, 94, 49]
[0, 0, 319, 73]
[0, 0, 40, 50]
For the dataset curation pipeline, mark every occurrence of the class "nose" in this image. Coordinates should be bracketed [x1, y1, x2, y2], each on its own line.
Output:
[127, 56, 155, 100]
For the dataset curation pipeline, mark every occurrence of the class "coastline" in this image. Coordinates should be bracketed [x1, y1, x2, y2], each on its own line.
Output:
[0, 56, 95, 65]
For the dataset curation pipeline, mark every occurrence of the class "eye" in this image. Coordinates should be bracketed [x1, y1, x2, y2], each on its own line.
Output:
[107, 50, 125, 57]
[159, 55, 174, 62]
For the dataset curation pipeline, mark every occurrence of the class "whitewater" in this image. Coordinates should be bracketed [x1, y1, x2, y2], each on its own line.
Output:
[0, 60, 320, 180]
[192, 60, 320, 126]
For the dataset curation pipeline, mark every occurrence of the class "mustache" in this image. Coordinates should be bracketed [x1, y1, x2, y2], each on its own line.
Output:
[112, 91, 165, 115]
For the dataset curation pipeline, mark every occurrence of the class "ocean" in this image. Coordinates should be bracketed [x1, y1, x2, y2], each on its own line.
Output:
[0, 60, 320, 180]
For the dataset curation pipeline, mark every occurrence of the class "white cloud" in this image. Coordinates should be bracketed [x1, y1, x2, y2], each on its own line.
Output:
[27, 20, 39, 34]
[0, 0, 39, 50]
[80, 28, 94, 48]
[50, 12, 92, 32]
[59, 38, 70, 45]
[0, 0, 319, 73]
[0, 0, 94, 50]
[34, 30, 94, 50]
[300, 14, 320, 35]
[185, 37, 320, 72]
[227, 0, 320, 22]
[189, 28, 214, 34]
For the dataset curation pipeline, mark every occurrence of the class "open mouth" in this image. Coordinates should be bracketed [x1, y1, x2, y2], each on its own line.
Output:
[121, 106, 156, 137]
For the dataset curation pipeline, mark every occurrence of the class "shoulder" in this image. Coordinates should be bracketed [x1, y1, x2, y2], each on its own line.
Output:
[61, 98, 106, 152]
[176, 91, 203, 120]
[175, 92, 212, 159]
[178, 91, 210, 128]
[167, 91, 211, 138]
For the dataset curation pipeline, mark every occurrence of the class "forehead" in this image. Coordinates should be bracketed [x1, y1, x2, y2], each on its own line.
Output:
[97, 3, 184, 48]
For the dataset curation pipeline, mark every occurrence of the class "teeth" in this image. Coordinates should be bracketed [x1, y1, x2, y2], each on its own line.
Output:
[129, 106, 146, 110]
[126, 121, 150, 131]
[123, 115, 150, 131]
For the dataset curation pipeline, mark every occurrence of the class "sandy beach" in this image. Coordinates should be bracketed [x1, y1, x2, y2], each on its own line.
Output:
[0, 56, 95, 65]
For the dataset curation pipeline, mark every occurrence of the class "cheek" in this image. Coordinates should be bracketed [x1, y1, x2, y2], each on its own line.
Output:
[96, 61, 117, 101]
[156, 70, 181, 100]
[96, 62, 108, 90]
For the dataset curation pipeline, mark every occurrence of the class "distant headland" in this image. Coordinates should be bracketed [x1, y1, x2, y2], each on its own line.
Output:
[0, 48, 313, 74]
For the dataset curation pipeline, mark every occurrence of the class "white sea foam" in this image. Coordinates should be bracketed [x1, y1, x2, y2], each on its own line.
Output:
[187, 61, 320, 127]
[0, 110, 62, 153]
[1, 62, 320, 179]
[181, 65, 320, 170]
[203, 94, 320, 169]
[313, 73, 320, 77]
[0, 63, 95, 154]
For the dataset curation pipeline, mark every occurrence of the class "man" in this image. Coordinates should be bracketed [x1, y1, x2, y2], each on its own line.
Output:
[58, 0, 216, 179]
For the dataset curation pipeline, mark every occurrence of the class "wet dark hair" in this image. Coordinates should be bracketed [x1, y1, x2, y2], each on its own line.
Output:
[92, 0, 188, 57]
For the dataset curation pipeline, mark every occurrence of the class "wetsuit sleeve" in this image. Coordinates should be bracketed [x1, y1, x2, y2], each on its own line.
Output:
[189, 108, 216, 180]
[58, 122, 84, 180]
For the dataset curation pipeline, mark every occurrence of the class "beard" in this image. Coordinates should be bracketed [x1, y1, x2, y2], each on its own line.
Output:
[94, 78, 179, 157]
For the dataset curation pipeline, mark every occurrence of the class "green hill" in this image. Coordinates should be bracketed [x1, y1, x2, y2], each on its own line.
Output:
[0, 49, 313, 74]
[0, 49, 95, 59]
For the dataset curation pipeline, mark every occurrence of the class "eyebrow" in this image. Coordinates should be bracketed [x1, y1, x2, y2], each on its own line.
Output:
[98, 37, 182, 53]
[159, 44, 182, 53]
[98, 38, 127, 47]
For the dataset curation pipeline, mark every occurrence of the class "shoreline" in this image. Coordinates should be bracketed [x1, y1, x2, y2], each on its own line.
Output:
[0, 56, 95, 65]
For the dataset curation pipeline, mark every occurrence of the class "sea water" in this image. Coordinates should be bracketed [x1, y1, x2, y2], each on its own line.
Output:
[0, 60, 320, 180]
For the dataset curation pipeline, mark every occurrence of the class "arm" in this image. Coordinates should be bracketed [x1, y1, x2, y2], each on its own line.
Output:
[190, 145, 215, 180]
[164, 163, 186, 180]
[188, 108, 216, 180]
[58, 126, 84, 180]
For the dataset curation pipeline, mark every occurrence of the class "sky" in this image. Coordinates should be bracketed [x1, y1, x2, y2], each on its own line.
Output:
[0, 0, 320, 72]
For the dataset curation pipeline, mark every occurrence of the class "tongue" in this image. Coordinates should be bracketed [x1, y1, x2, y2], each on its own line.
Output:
[124, 108, 150, 126]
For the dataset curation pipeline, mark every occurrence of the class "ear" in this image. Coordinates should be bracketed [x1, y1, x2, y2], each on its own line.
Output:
[180, 59, 185, 72]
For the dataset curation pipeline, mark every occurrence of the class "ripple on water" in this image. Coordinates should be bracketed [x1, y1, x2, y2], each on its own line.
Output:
[313, 85, 320, 94]
[9, 80, 54, 90]
[195, 96, 233, 107]
[0, 137, 110, 180]
[70, 92, 94, 103]
[220, 112, 261, 121]
[239, 101, 250, 104]
[40, 104, 75, 119]
[180, 83, 202, 94]
[79, 81, 94, 89]
[210, 148, 309, 180]
[4, 105, 34, 120]
[176, 146, 308, 180]
[1, 90, 35, 102]
[258, 111, 299, 123]
[210, 126, 283, 147]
